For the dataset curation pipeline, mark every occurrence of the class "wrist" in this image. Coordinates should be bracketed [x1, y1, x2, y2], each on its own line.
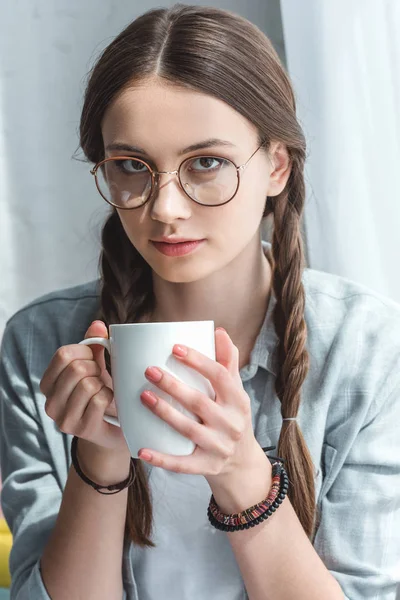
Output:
[206, 446, 273, 514]
[75, 437, 132, 487]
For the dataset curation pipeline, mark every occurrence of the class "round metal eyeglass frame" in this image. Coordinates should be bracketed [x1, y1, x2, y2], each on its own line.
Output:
[90, 142, 265, 209]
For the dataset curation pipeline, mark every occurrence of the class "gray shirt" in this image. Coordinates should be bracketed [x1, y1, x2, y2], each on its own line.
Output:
[1, 241, 399, 599]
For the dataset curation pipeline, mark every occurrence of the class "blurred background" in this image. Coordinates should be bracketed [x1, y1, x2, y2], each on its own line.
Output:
[0, 0, 399, 596]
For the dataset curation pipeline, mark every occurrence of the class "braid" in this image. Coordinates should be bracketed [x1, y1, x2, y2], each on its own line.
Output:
[266, 154, 319, 540]
[95, 210, 156, 548]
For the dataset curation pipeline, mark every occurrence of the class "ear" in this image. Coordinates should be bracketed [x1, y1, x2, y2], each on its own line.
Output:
[266, 142, 291, 197]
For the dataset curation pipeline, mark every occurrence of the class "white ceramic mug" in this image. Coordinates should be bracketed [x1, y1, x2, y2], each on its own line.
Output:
[79, 321, 216, 458]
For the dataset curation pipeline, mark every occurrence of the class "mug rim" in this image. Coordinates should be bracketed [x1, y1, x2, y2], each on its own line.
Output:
[109, 320, 215, 327]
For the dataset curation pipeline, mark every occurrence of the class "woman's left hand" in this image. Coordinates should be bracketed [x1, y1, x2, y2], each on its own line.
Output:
[138, 327, 267, 486]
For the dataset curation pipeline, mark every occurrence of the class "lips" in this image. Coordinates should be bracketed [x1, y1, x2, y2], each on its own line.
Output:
[152, 238, 202, 244]
[151, 239, 205, 257]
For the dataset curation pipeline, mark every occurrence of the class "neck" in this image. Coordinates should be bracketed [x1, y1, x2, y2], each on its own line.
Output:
[150, 238, 273, 370]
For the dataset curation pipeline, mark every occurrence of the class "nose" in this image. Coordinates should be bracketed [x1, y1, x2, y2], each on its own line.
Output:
[149, 172, 192, 223]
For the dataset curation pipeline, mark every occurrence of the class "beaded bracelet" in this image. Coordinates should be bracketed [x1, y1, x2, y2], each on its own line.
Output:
[207, 446, 289, 532]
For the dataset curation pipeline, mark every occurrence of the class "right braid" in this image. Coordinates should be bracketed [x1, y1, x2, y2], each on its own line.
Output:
[95, 210, 156, 548]
[265, 152, 319, 540]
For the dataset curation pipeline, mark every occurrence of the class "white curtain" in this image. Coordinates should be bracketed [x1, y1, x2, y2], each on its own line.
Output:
[281, 0, 400, 303]
[280, 5, 400, 595]
[0, 2, 122, 339]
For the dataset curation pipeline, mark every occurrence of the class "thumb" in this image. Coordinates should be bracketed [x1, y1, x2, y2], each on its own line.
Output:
[84, 320, 109, 373]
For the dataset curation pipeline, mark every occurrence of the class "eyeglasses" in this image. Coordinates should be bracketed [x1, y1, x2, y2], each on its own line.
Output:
[90, 143, 265, 209]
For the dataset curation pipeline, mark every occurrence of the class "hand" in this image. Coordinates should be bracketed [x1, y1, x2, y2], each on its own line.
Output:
[138, 327, 267, 487]
[40, 320, 129, 456]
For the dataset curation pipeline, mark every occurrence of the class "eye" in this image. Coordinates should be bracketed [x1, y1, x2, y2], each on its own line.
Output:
[113, 158, 150, 174]
[187, 157, 228, 173]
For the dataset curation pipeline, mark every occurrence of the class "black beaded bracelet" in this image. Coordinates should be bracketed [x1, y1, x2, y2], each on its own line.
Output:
[71, 435, 136, 495]
[207, 446, 289, 532]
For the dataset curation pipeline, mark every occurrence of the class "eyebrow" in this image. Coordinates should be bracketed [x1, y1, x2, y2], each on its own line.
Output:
[105, 138, 236, 157]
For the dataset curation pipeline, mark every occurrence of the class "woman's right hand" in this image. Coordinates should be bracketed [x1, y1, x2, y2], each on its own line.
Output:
[40, 320, 129, 456]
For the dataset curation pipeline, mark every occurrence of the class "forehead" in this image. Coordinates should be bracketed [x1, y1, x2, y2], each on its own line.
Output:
[101, 79, 257, 153]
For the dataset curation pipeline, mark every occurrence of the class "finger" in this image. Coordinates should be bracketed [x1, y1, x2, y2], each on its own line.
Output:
[215, 328, 240, 376]
[57, 380, 120, 450]
[141, 390, 222, 451]
[84, 320, 109, 373]
[40, 320, 109, 398]
[143, 368, 240, 434]
[40, 345, 97, 398]
[171, 340, 237, 403]
[55, 375, 108, 432]
[45, 359, 101, 417]
[138, 447, 201, 475]
[79, 387, 124, 449]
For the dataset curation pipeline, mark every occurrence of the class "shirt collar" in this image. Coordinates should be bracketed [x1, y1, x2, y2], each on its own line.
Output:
[239, 240, 279, 381]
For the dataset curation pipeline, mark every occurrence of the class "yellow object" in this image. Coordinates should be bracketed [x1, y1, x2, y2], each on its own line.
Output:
[0, 518, 12, 588]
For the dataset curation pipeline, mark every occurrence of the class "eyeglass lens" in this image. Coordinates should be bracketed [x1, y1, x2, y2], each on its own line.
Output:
[96, 156, 239, 208]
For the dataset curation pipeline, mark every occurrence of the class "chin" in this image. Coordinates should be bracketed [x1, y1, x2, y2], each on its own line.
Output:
[140, 244, 217, 283]
[152, 264, 211, 283]
[144, 254, 214, 282]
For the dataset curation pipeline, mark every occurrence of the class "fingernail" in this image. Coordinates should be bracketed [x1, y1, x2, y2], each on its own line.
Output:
[139, 450, 152, 461]
[141, 390, 158, 406]
[145, 366, 163, 382]
[216, 327, 226, 333]
[172, 344, 188, 357]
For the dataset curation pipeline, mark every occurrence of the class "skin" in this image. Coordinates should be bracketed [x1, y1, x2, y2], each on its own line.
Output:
[101, 76, 292, 369]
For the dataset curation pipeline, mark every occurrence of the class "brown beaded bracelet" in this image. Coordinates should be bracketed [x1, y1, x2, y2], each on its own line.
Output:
[207, 446, 289, 532]
[71, 436, 136, 495]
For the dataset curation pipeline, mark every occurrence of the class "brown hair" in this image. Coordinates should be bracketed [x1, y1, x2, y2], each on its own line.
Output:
[79, 3, 318, 548]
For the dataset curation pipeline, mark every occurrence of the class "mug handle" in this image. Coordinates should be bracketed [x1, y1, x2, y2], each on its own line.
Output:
[78, 337, 121, 428]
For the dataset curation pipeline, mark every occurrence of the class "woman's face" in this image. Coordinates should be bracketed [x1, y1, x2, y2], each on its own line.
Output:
[101, 77, 289, 283]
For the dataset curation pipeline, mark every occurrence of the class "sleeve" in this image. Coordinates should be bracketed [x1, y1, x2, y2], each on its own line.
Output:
[0, 320, 62, 599]
[313, 376, 400, 599]
[0, 317, 129, 600]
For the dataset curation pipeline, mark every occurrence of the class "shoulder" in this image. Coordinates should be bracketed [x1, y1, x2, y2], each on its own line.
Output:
[302, 266, 400, 417]
[302, 265, 400, 348]
[303, 265, 400, 317]
[1, 280, 101, 369]
[7, 279, 100, 322]
[5, 279, 100, 328]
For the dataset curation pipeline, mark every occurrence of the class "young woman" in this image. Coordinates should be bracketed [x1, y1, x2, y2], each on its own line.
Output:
[1, 4, 399, 600]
